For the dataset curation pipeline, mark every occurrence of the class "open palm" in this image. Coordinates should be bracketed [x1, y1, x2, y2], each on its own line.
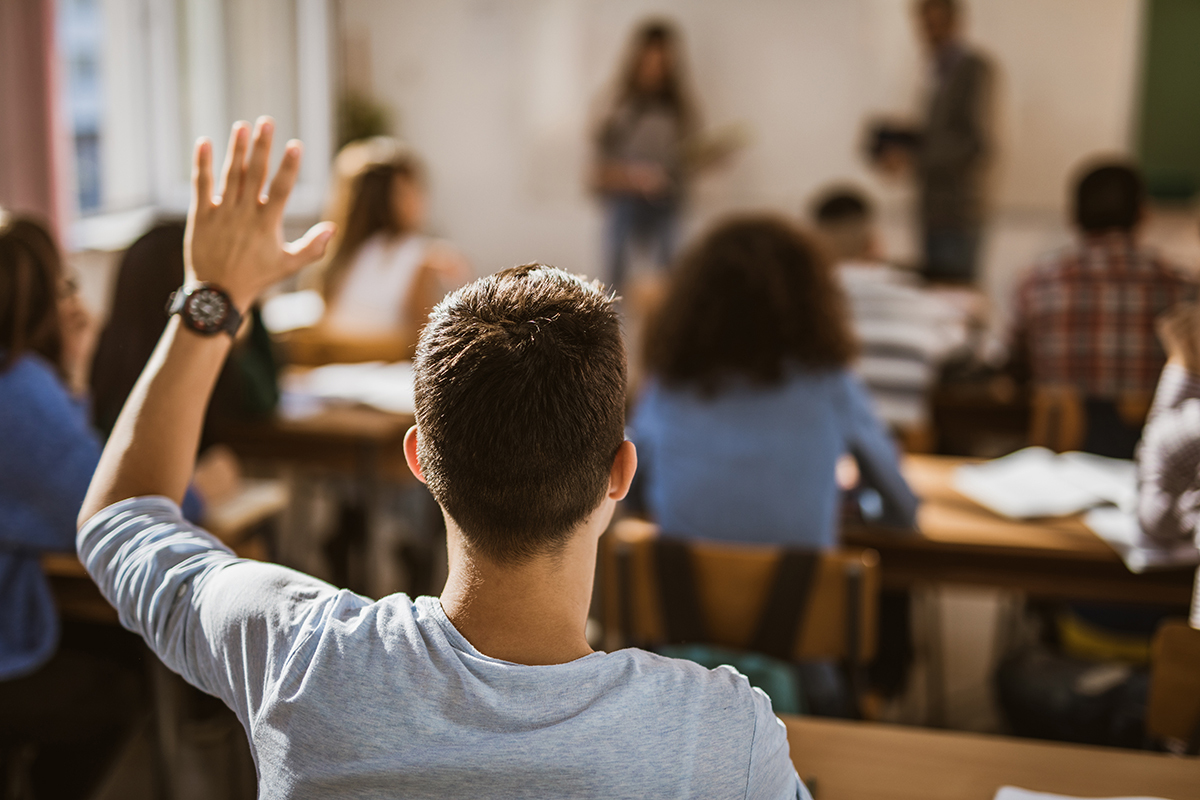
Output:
[185, 117, 334, 310]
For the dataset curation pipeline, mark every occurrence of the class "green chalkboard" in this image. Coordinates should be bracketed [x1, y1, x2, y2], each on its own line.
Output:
[1138, 0, 1200, 201]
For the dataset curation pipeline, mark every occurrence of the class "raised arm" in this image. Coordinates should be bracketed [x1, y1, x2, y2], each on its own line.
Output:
[78, 118, 333, 525]
[1137, 304, 1200, 544]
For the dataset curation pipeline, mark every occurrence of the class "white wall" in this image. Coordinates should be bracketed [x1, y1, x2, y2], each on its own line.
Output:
[339, 0, 1174, 316]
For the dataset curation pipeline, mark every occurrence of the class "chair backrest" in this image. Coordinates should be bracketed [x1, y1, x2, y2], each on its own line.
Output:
[1029, 385, 1152, 454]
[1146, 619, 1200, 752]
[1029, 385, 1086, 452]
[601, 518, 880, 664]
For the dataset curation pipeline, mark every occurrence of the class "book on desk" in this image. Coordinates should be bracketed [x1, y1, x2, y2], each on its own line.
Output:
[953, 447, 1200, 574]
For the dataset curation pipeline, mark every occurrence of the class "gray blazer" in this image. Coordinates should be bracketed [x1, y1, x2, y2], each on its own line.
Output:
[918, 46, 993, 229]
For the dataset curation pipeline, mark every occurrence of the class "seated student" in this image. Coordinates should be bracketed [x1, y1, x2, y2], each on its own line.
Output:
[631, 214, 918, 548]
[318, 137, 471, 355]
[811, 187, 971, 433]
[0, 212, 144, 798]
[1010, 162, 1197, 459]
[76, 120, 805, 798]
[1137, 301, 1200, 546]
[91, 220, 279, 446]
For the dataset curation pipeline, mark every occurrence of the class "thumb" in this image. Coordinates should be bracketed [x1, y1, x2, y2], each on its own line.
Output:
[284, 222, 336, 271]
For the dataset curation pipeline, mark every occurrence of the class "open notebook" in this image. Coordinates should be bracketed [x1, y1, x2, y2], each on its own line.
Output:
[954, 447, 1200, 573]
[995, 788, 1172, 800]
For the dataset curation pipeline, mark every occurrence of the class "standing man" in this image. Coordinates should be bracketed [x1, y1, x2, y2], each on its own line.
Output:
[913, 0, 993, 283]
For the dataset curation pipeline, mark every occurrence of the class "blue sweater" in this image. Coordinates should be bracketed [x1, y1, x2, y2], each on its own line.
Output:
[630, 368, 918, 549]
[0, 354, 200, 679]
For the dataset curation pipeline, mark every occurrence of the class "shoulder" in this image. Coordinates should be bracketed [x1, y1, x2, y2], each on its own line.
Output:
[960, 47, 992, 76]
[1018, 247, 1077, 291]
[0, 355, 87, 428]
[1144, 251, 1197, 286]
[780, 366, 856, 398]
[0, 353, 63, 395]
[614, 648, 766, 713]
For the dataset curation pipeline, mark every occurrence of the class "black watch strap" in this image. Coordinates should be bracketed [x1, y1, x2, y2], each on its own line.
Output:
[166, 283, 243, 337]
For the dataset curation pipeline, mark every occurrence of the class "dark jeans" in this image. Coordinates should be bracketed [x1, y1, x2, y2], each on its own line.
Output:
[922, 225, 981, 283]
[604, 194, 679, 289]
[0, 622, 146, 799]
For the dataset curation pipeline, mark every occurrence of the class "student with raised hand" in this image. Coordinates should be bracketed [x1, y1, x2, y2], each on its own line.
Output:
[77, 118, 806, 799]
[1137, 302, 1200, 546]
[631, 215, 918, 549]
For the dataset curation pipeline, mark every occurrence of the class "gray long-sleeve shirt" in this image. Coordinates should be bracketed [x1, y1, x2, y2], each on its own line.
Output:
[78, 497, 806, 799]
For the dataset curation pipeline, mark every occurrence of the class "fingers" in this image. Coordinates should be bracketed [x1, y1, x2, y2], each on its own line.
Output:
[265, 140, 303, 218]
[283, 222, 337, 272]
[244, 117, 275, 204]
[217, 122, 250, 201]
[192, 138, 213, 209]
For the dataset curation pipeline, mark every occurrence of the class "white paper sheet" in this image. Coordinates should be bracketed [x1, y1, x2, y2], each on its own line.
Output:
[994, 786, 1172, 800]
[953, 447, 1113, 519]
[1084, 506, 1200, 573]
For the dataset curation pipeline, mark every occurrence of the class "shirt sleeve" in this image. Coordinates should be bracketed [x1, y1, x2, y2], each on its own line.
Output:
[77, 497, 345, 726]
[1136, 363, 1200, 545]
[841, 373, 919, 529]
[744, 687, 811, 800]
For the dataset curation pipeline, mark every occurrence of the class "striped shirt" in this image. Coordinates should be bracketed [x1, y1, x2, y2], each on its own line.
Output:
[1013, 234, 1196, 399]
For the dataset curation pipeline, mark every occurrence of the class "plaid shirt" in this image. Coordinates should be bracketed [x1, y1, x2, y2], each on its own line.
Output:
[1013, 234, 1196, 398]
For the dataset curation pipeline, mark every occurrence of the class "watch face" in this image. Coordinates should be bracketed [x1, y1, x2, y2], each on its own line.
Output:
[185, 287, 230, 333]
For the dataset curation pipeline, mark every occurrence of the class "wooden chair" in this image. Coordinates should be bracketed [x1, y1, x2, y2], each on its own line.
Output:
[1146, 619, 1200, 754]
[1029, 385, 1152, 454]
[600, 518, 880, 706]
[1028, 385, 1086, 452]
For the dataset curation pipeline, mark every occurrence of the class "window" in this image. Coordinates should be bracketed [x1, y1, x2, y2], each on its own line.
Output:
[56, 0, 334, 248]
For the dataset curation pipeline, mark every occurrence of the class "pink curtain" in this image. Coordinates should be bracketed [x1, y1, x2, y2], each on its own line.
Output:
[0, 0, 62, 237]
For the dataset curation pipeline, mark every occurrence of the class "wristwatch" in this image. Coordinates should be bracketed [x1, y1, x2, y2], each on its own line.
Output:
[166, 283, 243, 337]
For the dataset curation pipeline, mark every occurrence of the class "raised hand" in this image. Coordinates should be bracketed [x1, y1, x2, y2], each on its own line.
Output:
[1157, 302, 1200, 375]
[185, 117, 335, 310]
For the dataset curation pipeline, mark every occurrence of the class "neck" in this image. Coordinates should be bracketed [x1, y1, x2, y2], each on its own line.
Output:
[438, 513, 607, 666]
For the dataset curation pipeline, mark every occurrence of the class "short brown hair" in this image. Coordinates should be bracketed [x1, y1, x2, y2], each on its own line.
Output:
[645, 214, 856, 394]
[0, 214, 64, 375]
[414, 264, 626, 564]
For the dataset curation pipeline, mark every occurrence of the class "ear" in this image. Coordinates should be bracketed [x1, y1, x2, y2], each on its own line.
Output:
[607, 440, 637, 501]
[404, 425, 427, 484]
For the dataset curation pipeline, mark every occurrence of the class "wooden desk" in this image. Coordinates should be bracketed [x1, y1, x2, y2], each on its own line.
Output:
[785, 716, 1200, 800]
[211, 402, 418, 595]
[211, 405, 414, 482]
[844, 455, 1196, 606]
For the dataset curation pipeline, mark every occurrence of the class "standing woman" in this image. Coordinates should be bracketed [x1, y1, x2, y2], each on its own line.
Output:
[319, 138, 470, 356]
[593, 20, 700, 290]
